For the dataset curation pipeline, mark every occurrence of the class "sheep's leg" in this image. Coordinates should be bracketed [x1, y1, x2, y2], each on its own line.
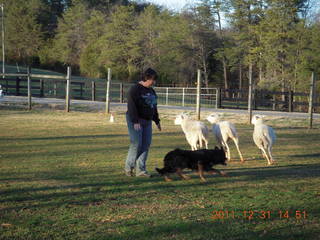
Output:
[260, 148, 268, 161]
[199, 134, 208, 149]
[203, 137, 208, 149]
[197, 163, 207, 182]
[198, 135, 203, 149]
[260, 148, 272, 165]
[190, 143, 196, 151]
[176, 168, 190, 180]
[267, 147, 275, 164]
[222, 141, 231, 161]
[232, 138, 244, 162]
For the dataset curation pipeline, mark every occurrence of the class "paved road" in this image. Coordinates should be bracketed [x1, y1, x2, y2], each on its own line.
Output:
[1, 95, 319, 119]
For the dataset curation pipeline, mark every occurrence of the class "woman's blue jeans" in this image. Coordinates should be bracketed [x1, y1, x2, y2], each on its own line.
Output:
[125, 113, 152, 175]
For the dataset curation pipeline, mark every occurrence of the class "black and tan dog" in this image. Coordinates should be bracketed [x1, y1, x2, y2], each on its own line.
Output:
[156, 147, 227, 182]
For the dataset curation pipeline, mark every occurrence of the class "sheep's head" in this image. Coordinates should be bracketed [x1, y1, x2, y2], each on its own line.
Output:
[206, 113, 220, 124]
[251, 115, 264, 125]
[174, 113, 188, 125]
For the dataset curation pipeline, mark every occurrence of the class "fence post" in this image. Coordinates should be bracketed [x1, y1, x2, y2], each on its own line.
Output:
[182, 88, 185, 107]
[66, 66, 71, 112]
[216, 87, 222, 109]
[120, 83, 124, 103]
[236, 89, 240, 109]
[215, 88, 218, 109]
[91, 81, 95, 101]
[272, 94, 276, 110]
[166, 87, 169, 105]
[80, 83, 83, 98]
[308, 72, 316, 129]
[248, 63, 253, 123]
[39, 79, 44, 97]
[288, 90, 293, 112]
[27, 67, 32, 110]
[16, 77, 20, 96]
[196, 69, 201, 120]
[252, 88, 256, 110]
[106, 68, 111, 114]
[54, 82, 57, 97]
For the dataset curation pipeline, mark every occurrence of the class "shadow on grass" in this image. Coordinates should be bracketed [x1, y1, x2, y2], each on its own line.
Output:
[226, 163, 320, 180]
[1, 163, 319, 212]
[0, 131, 182, 142]
[290, 153, 320, 158]
[0, 106, 34, 116]
[0, 134, 128, 141]
[0, 146, 130, 159]
[102, 219, 319, 240]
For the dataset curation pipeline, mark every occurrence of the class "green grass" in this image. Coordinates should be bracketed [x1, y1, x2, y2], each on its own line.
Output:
[0, 107, 319, 240]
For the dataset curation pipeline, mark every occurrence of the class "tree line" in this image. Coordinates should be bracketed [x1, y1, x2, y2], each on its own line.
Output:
[1, 0, 320, 92]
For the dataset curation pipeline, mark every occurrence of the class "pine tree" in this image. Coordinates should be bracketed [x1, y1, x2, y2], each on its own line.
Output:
[4, 0, 45, 64]
[188, 2, 218, 89]
[227, 0, 264, 89]
[79, 10, 107, 77]
[52, 0, 90, 68]
[258, 0, 309, 91]
[97, 5, 138, 80]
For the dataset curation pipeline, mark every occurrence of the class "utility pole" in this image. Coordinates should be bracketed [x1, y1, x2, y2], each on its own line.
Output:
[196, 69, 201, 120]
[106, 68, 111, 114]
[308, 72, 316, 129]
[1, 4, 5, 83]
[248, 63, 253, 124]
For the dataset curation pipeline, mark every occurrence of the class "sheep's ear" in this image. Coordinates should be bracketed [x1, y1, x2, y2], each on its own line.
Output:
[214, 146, 219, 150]
[220, 146, 224, 151]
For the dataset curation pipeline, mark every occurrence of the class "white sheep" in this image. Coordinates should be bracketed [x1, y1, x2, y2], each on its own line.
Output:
[174, 113, 209, 150]
[206, 113, 244, 162]
[251, 115, 276, 165]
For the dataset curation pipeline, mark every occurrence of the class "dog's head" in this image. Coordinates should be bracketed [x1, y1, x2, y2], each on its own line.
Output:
[213, 146, 227, 165]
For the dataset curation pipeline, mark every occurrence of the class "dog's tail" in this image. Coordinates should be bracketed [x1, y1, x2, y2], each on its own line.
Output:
[155, 167, 165, 175]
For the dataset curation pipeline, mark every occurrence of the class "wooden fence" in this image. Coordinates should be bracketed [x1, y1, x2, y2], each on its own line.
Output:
[1, 76, 318, 112]
[0, 68, 318, 127]
[218, 88, 320, 113]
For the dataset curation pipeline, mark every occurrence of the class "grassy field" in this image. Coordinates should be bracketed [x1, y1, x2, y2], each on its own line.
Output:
[0, 105, 319, 240]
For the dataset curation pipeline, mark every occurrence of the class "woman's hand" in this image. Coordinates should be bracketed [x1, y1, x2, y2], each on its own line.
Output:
[134, 123, 141, 131]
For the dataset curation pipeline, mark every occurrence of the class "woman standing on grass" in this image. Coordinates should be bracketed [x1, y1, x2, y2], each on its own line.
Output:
[125, 68, 161, 177]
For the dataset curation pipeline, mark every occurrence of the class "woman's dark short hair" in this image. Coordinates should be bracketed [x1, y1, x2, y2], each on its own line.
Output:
[142, 68, 158, 82]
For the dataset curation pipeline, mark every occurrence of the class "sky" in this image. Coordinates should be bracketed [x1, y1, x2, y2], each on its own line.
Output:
[144, 0, 320, 16]
[144, 0, 198, 11]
